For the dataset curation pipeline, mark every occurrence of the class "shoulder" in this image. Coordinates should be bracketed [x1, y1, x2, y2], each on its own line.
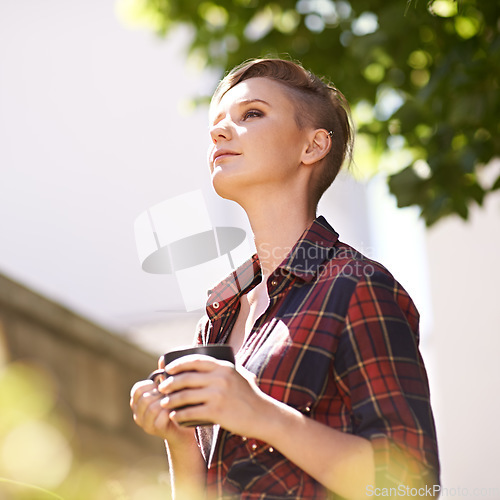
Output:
[315, 241, 419, 331]
[314, 240, 394, 295]
[331, 241, 391, 278]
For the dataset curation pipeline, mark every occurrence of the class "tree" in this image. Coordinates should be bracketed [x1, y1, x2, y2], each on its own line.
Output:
[118, 0, 500, 225]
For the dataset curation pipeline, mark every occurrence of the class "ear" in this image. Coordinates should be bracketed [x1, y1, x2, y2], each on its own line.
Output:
[301, 129, 332, 166]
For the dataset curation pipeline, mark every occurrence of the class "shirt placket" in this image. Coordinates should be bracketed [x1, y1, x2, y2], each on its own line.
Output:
[235, 271, 290, 367]
[234, 272, 300, 459]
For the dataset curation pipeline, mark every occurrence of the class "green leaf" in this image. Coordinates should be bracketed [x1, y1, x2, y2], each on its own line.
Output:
[388, 166, 425, 208]
[492, 175, 500, 192]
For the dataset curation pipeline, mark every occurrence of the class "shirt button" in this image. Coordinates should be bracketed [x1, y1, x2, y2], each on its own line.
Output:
[242, 436, 247, 442]
[251, 443, 257, 450]
[268, 447, 274, 453]
[212, 302, 220, 309]
[271, 280, 277, 287]
[305, 406, 311, 413]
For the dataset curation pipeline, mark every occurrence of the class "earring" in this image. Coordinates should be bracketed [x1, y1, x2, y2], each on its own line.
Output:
[328, 130, 333, 137]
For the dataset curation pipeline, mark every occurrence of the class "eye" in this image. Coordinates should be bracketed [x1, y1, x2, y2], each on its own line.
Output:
[242, 109, 263, 120]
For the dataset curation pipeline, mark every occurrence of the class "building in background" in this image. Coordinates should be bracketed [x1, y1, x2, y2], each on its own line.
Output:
[0, 273, 167, 499]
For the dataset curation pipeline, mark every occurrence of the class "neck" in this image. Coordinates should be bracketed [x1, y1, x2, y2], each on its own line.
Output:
[243, 192, 316, 279]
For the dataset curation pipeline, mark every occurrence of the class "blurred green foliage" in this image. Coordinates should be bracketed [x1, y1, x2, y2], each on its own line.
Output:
[118, 0, 500, 225]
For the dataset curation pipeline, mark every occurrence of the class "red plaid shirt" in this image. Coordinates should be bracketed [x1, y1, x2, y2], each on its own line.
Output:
[196, 216, 439, 499]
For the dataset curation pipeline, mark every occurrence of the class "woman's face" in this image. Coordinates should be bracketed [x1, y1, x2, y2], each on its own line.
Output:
[208, 77, 311, 202]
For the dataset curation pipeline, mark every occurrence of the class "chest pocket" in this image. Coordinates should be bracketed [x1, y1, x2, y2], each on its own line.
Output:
[243, 316, 337, 414]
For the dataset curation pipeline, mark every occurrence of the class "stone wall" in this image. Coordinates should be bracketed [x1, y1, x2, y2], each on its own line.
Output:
[0, 272, 166, 476]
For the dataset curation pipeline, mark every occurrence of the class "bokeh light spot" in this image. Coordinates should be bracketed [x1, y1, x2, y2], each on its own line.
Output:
[1, 420, 72, 489]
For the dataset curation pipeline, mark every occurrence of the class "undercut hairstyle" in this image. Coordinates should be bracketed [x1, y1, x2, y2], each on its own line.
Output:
[211, 58, 354, 204]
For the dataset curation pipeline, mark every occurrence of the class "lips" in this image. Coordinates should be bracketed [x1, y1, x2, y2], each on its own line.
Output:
[212, 149, 240, 163]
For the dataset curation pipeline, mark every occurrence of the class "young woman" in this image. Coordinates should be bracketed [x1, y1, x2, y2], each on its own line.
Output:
[130, 58, 440, 499]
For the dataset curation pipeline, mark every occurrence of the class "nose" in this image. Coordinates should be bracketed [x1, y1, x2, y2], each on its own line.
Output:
[209, 118, 232, 144]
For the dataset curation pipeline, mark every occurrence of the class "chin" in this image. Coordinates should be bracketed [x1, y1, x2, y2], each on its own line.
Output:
[211, 171, 244, 204]
[211, 175, 235, 201]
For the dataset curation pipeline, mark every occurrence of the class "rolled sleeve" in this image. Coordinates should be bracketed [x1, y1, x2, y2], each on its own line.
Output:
[334, 271, 440, 492]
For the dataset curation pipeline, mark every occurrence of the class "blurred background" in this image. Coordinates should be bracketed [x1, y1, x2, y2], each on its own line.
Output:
[1, 0, 499, 498]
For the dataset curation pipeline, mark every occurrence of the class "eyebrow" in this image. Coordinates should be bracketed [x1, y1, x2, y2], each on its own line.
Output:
[211, 98, 271, 125]
[237, 98, 271, 107]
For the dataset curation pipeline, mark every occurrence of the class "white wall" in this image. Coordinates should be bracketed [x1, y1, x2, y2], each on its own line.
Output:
[0, 0, 217, 334]
[425, 190, 500, 495]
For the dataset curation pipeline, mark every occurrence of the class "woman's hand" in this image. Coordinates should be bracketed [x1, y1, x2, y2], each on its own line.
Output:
[158, 354, 270, 438]
[129, 359, 196, 447]
[153, 353, 375, 498]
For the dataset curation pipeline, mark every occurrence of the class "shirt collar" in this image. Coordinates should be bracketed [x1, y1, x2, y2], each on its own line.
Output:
[206, 216, 339, 316]
[279, 215, 339, 281]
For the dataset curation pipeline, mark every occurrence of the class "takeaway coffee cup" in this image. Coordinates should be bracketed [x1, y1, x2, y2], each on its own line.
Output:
[148, 344, 235, 427]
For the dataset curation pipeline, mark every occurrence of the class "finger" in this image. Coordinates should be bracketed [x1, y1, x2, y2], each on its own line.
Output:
[130, 380, 157, 405]
[159, 363, 234, 395]
[160, 386, 213, 411]
[153, 405, 171, 432]
[158, 354, 166, 370]
[131, 388, 162, 420]
[138, 398, 169, 435]
[158, 370, 210, 395]
[169, 404, 212, 427]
